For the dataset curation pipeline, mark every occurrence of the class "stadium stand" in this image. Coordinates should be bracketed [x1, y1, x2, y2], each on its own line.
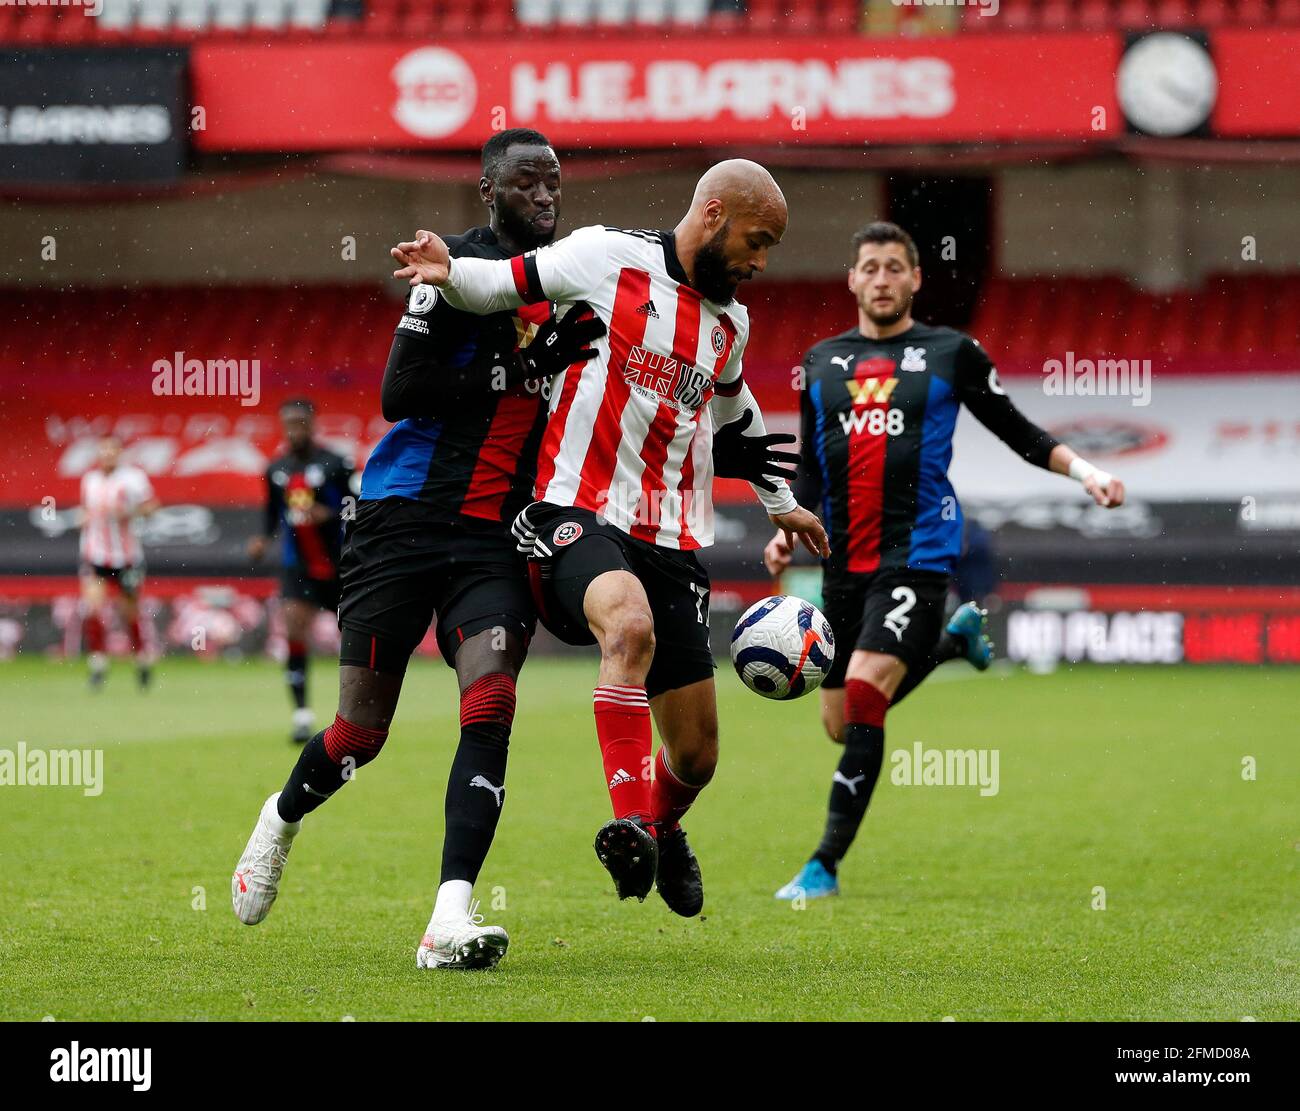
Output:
[4, 275, 1296, 388]
[961, 0, 1300, 31]
[1, 0, 1296, 43]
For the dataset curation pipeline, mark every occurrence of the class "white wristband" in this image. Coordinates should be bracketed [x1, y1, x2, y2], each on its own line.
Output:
[759, 484, 798, 518]
[1068, 457, 1113, 488]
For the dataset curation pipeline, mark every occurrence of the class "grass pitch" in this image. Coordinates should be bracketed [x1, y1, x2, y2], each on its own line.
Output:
[1, 654, 1296, 1021]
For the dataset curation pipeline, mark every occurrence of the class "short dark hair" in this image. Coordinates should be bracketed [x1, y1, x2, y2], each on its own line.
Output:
[279, 398, 314, 417]
[851, 221, 919, 268]
[481, 128, 553, 181]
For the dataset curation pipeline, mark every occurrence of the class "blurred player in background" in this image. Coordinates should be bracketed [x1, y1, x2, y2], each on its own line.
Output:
[247, 399, 354, 743]
[78, 434, 160, 690]
[392, 159, 825, 917]
[767, 222, 1127, 900]
[233, 131, 604, 970]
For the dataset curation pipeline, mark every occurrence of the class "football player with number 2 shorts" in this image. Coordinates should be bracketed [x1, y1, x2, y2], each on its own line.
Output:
[767, 222, 1127, 901]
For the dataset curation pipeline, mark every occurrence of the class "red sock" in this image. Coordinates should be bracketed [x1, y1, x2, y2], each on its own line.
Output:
[322, 713, 388, 767]
[844, 677, 890, 727]
[83, 612, 105, 654]
[650, 748, 703, 833]
[128, 616, 144, 656]
[593, 685, 652, 823]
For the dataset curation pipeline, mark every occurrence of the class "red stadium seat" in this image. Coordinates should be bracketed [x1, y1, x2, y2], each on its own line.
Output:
[11, 6, 53, 41]
[1231, 0, 1271, 24]
[787, 3, 820, 33]
[745, 0, 782, 34]
[364, 0, 402, 36]
[995, 0, 1039, 33]
[403, 1, 440, 36]
[1190, 0, 1232, 25]
[5, 0, 1294, 42]
[1155, 0, 1195, 26]
[1116, 0, 1156, 27]
[478, 0, 517, 34]
[2, 275, 1294, 404]
[1077, 0, 1116, 29]
[1037, 0, 1077, 30]
[705, 9, 745, 34]
[822, 0, 860, 33]
[50, 12, 94, 43]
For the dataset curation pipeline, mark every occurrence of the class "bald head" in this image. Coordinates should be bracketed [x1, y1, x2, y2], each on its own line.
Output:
[690, 158, 787, 223]
[675, 159, 787, 304]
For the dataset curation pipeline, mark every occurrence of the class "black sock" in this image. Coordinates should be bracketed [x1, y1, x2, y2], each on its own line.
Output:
[440, 673, 516, 885]
[277, 716, 387, 823]
[890, 632, 963, 707]
[813, 722, 885, 873]
[439, 721, 510, 886]
[277, 731, 341, 822]
[286, 647, 308, 710]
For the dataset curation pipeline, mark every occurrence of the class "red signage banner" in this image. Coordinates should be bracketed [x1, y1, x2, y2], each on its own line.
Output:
[191, 33, 1123, 151]
[1211, 28, 1300, 138]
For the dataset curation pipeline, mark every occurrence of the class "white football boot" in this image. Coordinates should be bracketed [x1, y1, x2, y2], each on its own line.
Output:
[232, 793, 300, 925]
[416, 899, 509, 970]
[291, 707, 316, 744]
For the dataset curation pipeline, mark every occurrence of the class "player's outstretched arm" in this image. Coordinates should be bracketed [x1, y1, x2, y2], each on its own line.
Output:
[392, 230, 519, 314]
[956, 336, 1125, 509]
[1047, 444, 1126, 508]
[392, 225, 611, 316]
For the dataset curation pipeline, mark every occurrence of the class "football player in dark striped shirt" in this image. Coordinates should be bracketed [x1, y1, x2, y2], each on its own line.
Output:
[768, 222, 1126, 900]
[248, 399, 354, 743]
[231, 129, 604, 968]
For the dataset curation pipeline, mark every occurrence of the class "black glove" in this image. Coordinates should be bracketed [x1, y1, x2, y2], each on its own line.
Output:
[517, 301, 606, 382]
[712, 409, 800, 493]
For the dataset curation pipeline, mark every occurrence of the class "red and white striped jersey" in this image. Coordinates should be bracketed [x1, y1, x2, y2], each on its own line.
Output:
[442, 224, 795, 549]
[80, 464, 154, 568]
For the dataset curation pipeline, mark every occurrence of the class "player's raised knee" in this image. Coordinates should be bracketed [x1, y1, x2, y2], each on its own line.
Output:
[602, 606, 655, 667]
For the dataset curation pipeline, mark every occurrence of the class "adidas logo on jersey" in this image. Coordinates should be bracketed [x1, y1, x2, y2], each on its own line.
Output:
[608, 768, 636, 788]
[635, 299, 659, 319]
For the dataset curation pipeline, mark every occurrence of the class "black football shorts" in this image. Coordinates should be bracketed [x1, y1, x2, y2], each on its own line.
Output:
[820, 567, 951, 687]
[515, 502, 714, 699]
[336, 497, 535, 675]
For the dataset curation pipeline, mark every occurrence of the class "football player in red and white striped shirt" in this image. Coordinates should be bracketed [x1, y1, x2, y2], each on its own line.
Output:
[393, 160, 828, 914]
[77, 435, 160, 689]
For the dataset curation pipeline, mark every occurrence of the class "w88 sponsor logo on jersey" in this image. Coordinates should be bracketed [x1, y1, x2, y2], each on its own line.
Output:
[837, 370, 903, 436]
[838, 407, 905, 436]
